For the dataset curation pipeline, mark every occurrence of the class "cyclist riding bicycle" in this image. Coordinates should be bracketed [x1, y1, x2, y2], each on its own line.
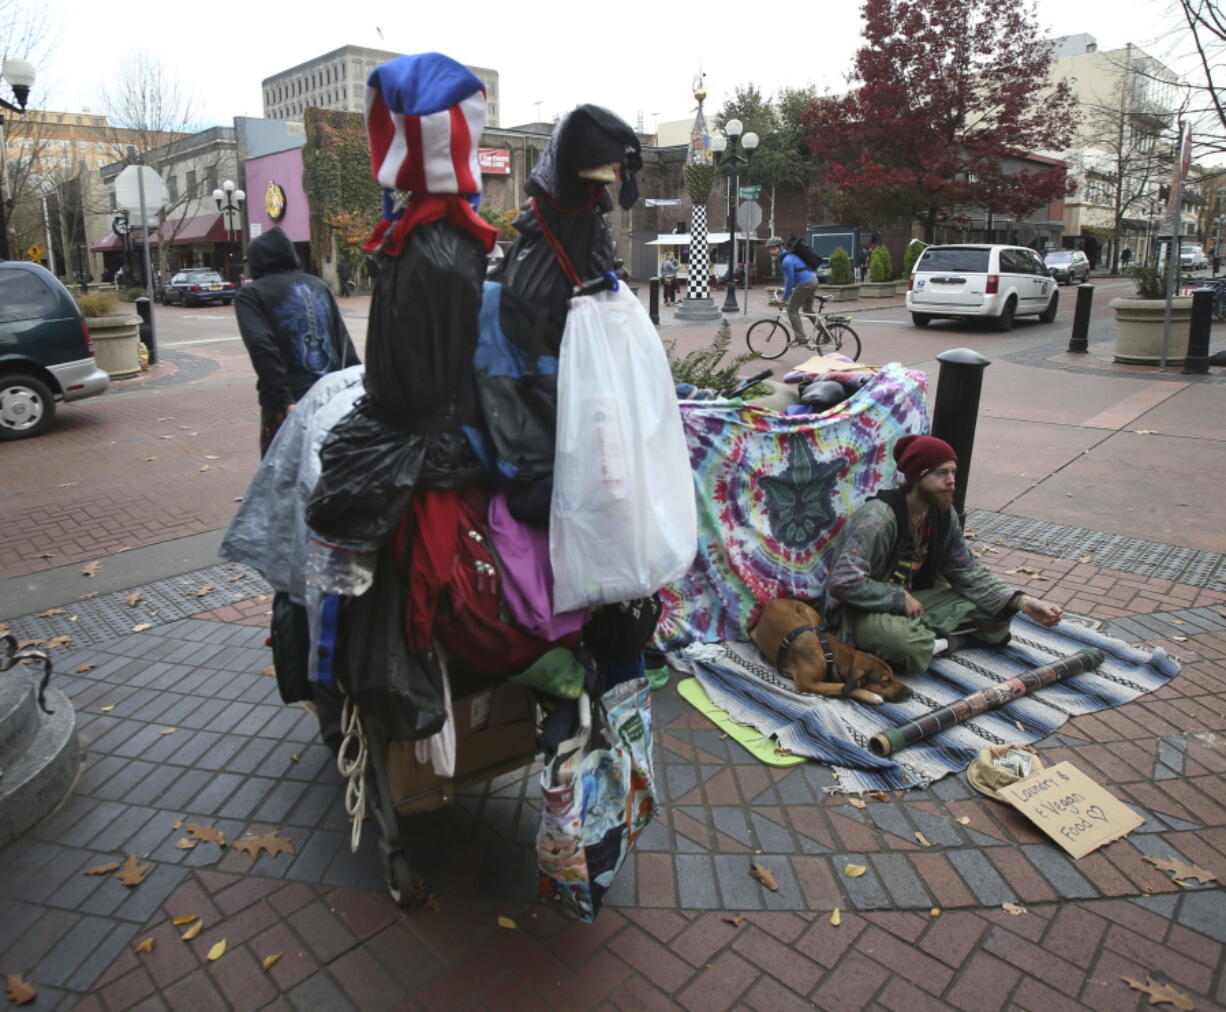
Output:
[767, 236, 820, 339]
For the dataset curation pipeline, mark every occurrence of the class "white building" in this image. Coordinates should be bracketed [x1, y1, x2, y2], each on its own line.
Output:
[261, 46, 500, 127]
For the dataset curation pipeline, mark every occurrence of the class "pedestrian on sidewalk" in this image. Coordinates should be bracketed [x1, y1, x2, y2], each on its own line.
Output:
[823, 435, 1064, 674]
[660, 254, 679, 305]
[235, 226, 360, 455]
[1121, 247, 1133, 269]
[338, 257, 353, 297]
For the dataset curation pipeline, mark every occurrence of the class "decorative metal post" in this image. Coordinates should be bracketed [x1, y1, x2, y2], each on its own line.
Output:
[1068, 283, 1094, 353]
[711, 121, 759, 313]
[675, 75, 720, 322]
[649, 276, 660, 325]
[1183, 287, 1213, 374]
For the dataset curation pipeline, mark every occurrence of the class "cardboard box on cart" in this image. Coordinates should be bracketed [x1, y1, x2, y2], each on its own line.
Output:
[387, 680, 538, 815]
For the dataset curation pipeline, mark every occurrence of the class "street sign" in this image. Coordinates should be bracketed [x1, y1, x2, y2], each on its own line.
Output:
[25, 244, 44, 261]
[115, 165, 167, 228]
[737, 185, 762, 199]
[738, 201, 763, 233]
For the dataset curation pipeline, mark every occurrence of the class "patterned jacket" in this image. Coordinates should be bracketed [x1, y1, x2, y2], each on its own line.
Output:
[823, 490, 1018, 629]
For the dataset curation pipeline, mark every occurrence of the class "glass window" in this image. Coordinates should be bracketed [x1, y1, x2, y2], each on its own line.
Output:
[998, 250, 1033, 274]
[1045, 252, 1073, 263]
[0, 269, 60, 324]
[916, 248, 990, 273]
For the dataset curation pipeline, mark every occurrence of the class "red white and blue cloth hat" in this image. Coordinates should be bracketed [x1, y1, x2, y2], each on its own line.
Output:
[365, 52, 486, 202]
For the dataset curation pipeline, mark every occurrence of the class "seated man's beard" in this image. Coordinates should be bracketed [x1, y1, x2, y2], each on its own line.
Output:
[919, 484, 954, 510]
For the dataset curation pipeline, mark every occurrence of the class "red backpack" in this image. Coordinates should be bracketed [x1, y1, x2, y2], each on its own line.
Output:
[398, 486, 576, 676]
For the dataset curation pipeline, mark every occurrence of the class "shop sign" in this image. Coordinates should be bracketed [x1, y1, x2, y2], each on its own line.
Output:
[264, 180, 287, 222]
[478, 148, 512, 175]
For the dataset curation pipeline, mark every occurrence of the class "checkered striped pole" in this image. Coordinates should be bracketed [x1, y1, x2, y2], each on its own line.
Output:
[688, 204, 710, 300]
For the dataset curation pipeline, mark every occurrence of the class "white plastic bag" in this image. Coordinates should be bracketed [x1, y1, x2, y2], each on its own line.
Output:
[550, 284, 697, 611]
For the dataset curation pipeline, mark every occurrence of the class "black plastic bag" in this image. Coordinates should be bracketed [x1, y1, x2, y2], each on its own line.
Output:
[363, 218, 487, 427]
[338, 548, 447, 741]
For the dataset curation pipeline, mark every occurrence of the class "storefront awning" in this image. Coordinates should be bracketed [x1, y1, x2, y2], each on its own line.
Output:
[89, 232, 126, 252]
[161, 213, 227, 245]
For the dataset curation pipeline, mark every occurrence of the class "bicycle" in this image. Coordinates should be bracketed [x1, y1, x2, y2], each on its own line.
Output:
[746, 290, 862, 361]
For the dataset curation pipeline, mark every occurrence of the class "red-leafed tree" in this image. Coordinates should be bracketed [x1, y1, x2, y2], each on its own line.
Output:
[804, 0, 1079, 240]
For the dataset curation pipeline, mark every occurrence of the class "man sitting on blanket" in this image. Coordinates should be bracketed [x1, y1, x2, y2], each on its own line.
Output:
[824, 434, 1063, 674]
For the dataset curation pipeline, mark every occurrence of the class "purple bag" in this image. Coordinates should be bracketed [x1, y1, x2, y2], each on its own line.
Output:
[487, 493, 589, 641]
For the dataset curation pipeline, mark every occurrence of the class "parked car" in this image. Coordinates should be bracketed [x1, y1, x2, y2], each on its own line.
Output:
[160, 269, 236, 306]
[0, 261, 110, 440]
[1043, 249, 1091, 285]
[1180, 245, 1209, 271]
[906, 243, 1059, 330]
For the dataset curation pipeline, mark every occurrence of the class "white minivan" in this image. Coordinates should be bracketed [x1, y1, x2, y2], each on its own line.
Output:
[906, 244, 1059, 330]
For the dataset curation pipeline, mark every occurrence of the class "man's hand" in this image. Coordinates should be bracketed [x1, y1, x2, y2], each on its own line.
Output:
[1023, 596, 1062, 627]
[903, 591, 925, 618]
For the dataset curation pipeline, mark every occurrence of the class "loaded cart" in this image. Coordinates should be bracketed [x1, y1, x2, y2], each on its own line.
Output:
[222, 57, 688, 920]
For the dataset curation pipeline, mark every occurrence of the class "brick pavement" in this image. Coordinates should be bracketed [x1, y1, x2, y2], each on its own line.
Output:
[2, 526, 1224, 1010]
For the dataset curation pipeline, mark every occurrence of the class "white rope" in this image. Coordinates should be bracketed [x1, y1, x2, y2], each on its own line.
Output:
[337, 693, 368, 853]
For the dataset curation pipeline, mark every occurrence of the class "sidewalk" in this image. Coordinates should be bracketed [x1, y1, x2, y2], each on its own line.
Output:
[2, 297, 1225, 1010]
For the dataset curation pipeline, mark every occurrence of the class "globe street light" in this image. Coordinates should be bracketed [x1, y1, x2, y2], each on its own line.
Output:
[212, 179, 245, 284]
[0, 58, 37, 261]
[711, 119, 759, 312]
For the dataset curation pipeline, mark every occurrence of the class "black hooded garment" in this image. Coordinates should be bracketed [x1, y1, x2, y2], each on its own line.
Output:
[235, 227, 359, 412]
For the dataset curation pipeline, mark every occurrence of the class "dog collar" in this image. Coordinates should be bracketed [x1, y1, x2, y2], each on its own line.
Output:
[776, 624, 836, 681]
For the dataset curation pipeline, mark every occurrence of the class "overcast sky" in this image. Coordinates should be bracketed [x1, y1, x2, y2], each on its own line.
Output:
[23, 0, 1200, 135]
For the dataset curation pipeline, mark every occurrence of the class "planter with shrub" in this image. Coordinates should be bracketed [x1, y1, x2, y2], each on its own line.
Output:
[823, 246, 859, 301]
[1110, 266, 1192, 365]
[860, 244, 896, 297]
[75, 291, 142, 380]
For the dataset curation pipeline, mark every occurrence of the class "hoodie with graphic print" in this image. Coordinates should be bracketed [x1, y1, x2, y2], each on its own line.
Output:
[235, 227, 359, 412]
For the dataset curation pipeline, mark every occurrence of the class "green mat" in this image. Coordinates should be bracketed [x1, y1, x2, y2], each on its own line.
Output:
[676, 677, 807, 767]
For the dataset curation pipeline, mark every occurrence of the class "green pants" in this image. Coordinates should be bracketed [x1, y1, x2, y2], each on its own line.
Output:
[846, 587, 1013, 674]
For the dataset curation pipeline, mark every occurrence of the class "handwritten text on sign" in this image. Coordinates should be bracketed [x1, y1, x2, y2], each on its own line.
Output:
[997, 760, 1143, 859]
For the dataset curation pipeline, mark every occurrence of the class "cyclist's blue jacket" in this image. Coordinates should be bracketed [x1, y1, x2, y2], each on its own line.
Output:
[780, 252, 816, 300]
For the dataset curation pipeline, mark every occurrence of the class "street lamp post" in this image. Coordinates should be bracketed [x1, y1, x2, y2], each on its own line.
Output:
[212, 179, 245, 284]
[0, 58, 37, 261]
[711, 119, 759, 312]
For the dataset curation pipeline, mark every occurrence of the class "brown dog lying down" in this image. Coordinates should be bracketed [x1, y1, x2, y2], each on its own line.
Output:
[750, 598, 912, 705]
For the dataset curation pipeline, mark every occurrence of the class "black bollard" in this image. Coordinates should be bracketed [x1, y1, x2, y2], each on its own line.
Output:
[1183, 288, 1213, 375]
[1067, 283, 1094, 353]
[133, 297, 158, 366]
[931, 348, 991, 524]
[649, 276, 660, 326]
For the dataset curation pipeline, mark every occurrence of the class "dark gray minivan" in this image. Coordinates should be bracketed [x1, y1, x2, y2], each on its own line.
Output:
[0, 261, 110, 440]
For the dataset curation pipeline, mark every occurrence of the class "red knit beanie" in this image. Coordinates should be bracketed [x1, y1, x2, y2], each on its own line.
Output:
[894, 434, 957, 484]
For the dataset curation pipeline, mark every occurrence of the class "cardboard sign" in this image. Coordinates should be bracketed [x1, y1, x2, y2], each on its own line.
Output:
[998, 760, 1143, 859]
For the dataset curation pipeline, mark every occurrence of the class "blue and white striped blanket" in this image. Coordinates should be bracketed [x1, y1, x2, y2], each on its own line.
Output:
[683, 617, 1179, 793]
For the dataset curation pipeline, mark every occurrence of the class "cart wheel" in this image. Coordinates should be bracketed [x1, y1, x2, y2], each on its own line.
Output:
[385, 851, 422, 908]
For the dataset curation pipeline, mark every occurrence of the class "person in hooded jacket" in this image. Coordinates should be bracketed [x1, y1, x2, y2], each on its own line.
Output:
[235, 226, 360, 455]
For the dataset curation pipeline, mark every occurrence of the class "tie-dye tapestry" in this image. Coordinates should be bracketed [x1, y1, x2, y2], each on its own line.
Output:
[655, 362, 930, 649]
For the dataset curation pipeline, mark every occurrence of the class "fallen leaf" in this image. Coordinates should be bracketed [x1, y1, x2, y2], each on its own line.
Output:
[190, 432, 199, 437]
[81, 561, 101, 577]
[957, 816, 971, 825]
[1142, 881, 1156, 895]
[915, 832, 932, 847]
[1133, 429, 1157, 435]
[1173, 636, 1188, 643]
[114, 854, 150, 887]
[199, 465, 212, 472]
[114, 547, 133, 554]
[1015, 720, 1026, 732]
[230, 574, 244, 582]
[81, 592, 97, 599]
[1143, 855, 1217, 886]
[930, 908, 941, 918]
[174, 838, 197, 850]
[1170, 619, 1185, 625]
[4, 974, 37, 1006]
[830, 907, 841, 926]
[172, 914, 198, 926]
[172, 819, 183, 829]
[231, 830, 294, 859]
[867, 791, 889, 802]
[847, 798, 867, 809]
[206, 940, 226, 962]
[749, 862, 780, 892]
[38, 608, 65, 617]
[100, 705, 115, 713]
[496, 916, 518, 930]
[843, 863, 867, 878]
[77, 664, 95, 673]
[289, 753, 300, 762]
[261, 953, 283, 972]
[1120, 976, 1195, 1011]
[83, 862, 120, 876]
[204, 454, 220, 460]
[36, 552, 54, 559]
[1001, 902, 1028, 916]
[181, 919, 204, 940]
[185, 823, 227, 847]
[131, 623, 152, 633]
[194, 585, 215, 597]
[46, 636, 71, 649]
[722, 915, 746, 927]
[56, 481, 78, 488]
[1078, 556, 1094, 564]
[158, 417, 174, 421]
[135, 937, 156, 953]
[126, 592, 142, 607]
[160, 727, 177, 735]
[145, 456, 157, 462]
[16, 639, 44, 649]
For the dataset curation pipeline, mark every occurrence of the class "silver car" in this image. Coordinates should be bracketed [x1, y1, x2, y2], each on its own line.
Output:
[1180, 245, 1209, 271]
